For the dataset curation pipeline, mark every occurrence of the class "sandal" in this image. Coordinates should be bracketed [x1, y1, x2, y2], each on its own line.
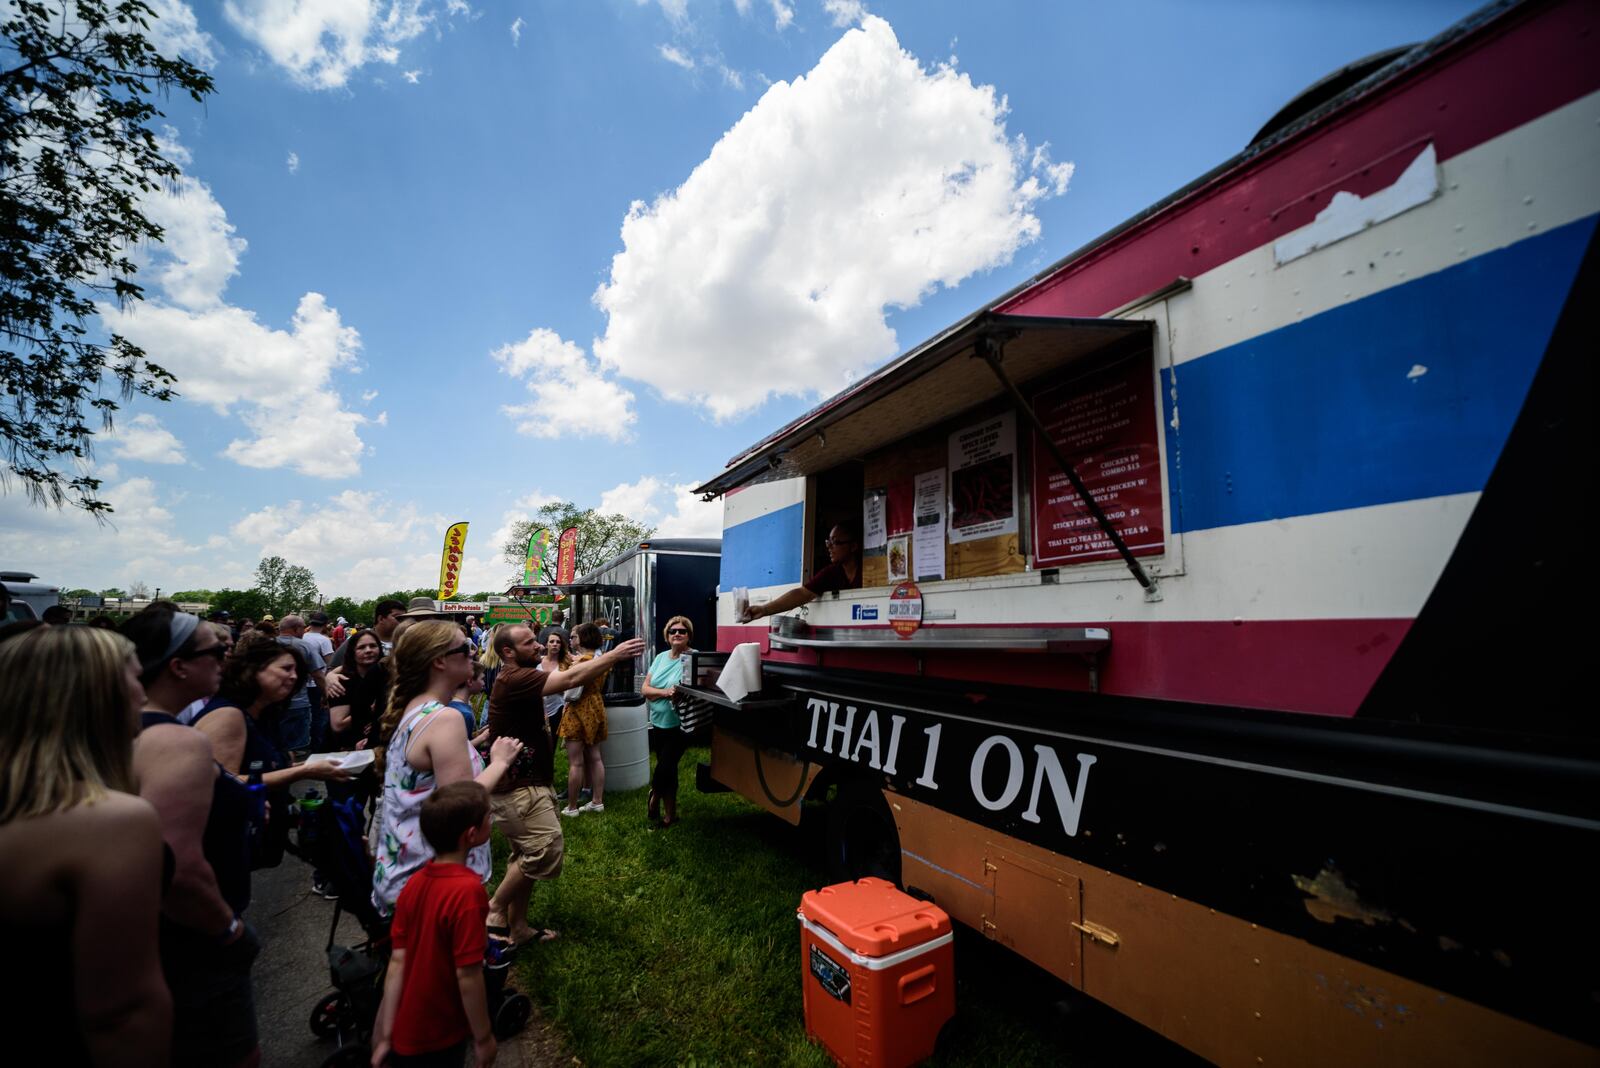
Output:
[646, 790, 660, 823]
[512, 927, 560, 944]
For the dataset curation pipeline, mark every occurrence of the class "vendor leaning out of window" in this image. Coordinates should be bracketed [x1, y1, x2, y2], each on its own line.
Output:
[740, 522, 861, 622]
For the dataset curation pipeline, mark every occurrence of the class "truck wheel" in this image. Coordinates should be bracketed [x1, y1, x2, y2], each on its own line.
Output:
[825, 779, 901, 885]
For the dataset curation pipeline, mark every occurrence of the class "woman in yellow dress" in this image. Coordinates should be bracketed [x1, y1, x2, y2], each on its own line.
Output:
[557, 622, 609, 816]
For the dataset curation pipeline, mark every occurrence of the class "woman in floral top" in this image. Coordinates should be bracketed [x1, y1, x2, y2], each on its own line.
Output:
[370, 621, 522, 917]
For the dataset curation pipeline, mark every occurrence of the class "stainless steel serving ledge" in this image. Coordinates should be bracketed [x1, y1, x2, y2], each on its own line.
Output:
[768, 625, 1111, 655]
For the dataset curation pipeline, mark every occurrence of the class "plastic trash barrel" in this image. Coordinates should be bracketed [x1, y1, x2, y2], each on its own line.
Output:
[598, 692, 650, 792]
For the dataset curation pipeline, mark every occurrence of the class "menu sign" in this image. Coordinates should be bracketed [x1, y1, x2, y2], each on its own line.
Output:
[948, 412, 1018, 544]
[1031, 354, 1165, 566]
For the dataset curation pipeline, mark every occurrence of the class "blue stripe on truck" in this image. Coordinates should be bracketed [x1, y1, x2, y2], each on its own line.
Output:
[1163, 214, 1595, 534]
[720, 502, 805, 590]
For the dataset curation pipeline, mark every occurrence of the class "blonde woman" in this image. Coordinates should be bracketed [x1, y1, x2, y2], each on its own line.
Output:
[0, 626, 172, 1066]
[557, 622, 610, 816]
[371, 621, 523, 918]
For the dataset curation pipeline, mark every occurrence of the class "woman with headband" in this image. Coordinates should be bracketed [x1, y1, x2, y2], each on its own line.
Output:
[125, 604, 276, 1068]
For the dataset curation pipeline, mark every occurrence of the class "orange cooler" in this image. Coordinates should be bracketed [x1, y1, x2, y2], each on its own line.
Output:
[798, 877, 955, 1068]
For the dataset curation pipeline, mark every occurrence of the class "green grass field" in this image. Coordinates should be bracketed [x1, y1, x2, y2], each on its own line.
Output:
[493, 746, 1192, 1068]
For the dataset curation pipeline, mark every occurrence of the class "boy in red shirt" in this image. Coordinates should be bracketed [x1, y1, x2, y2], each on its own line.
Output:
[371, 781, 497, 1068]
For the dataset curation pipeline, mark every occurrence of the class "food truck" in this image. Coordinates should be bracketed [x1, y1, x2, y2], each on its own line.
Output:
[678, 1, 1598, 1063]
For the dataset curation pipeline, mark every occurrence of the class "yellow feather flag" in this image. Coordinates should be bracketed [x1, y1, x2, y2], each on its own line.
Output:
[438, 521, 469, 600]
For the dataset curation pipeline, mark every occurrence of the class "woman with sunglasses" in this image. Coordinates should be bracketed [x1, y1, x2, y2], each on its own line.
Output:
[371, 622, 523, 918]
[641, 616, 695, 827]
[124, 605, 265, 1068]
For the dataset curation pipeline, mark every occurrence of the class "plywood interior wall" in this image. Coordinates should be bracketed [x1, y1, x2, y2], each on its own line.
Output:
[860, 423, 1026, 587]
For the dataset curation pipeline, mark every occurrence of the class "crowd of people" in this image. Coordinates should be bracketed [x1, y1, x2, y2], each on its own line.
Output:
[0, 593, 716, 1067]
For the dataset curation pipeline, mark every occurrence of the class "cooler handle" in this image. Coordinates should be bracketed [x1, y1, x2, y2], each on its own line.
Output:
[898, 964, 937, 1005]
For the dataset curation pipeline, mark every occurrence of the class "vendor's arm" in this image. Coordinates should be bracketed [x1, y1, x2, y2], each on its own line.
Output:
[741, 585, 816, 622]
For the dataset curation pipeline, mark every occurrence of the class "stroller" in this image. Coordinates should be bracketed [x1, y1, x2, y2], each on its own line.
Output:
[299, 792, 534, 1068]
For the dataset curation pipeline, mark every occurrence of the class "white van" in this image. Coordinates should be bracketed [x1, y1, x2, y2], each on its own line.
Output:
[1, 571, 60, 622]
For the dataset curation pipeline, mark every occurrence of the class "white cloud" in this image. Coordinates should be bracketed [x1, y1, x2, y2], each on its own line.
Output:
[97, 130, 374, 478]
[770, 0, 794, 29]
[598, 475, 664, 521]
[361, 389, 380, 402]
[446, 0, 469, 13]
[599, 476, 721, 537]
[493, 329, 637, 442]
[639, 0, 689, 21]
[107, 414, 188, 465]
[402, 68, 422, 83]
[658, 44, 695, 70]
[822, 0, 867, 27]
[287, 150, 300, 174]
[222, 0, 464, 89]
[510, 16, 523, 44]
[592, 16, 1073, 420]
[103, 294, 371, 477]
[138, 170, 247, 310]
[146, 0, 220, 66]
[0, 477, 249, 595]
[719, 64, 745, 90]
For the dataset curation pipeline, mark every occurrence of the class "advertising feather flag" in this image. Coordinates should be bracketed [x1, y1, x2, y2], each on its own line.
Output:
[522, 526, 552, 585]
[556, 525, 579, 585]
[438, 521, 469, 600]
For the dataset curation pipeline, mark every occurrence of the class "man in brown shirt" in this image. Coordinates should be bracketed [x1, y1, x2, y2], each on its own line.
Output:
[485, 624, 643, 944]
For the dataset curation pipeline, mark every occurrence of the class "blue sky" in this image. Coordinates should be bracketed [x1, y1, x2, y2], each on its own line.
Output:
[1, 0, 1482, 598]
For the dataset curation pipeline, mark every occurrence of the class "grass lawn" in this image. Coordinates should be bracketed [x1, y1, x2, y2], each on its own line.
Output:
[492, 745, 1195, 1068]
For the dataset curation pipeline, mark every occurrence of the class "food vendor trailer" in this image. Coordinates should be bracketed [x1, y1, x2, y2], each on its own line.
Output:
[679, 1, 1599, 1063]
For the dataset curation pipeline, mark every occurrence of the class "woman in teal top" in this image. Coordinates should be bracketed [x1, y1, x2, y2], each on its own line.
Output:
[641, 616, 693, 827]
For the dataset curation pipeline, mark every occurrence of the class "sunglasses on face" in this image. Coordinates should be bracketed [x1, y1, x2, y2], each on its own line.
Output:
[180, 645, 227, 662]
[448, 642, 473, 657]
[667, 628, 688, 636]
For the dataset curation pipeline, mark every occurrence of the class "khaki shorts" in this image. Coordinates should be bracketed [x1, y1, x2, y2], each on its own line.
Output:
[491, 784, 564, 880]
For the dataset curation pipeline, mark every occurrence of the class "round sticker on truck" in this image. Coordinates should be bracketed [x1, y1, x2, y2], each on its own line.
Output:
[888, 581, 923, 638]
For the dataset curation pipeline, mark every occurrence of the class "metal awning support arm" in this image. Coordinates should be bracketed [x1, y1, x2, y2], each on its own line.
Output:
[975, 332, 1157, 593]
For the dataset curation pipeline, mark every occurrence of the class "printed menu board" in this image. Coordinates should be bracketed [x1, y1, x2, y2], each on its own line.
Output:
[1031, 353, 1165, 566]
[948, 412, 1018, 545]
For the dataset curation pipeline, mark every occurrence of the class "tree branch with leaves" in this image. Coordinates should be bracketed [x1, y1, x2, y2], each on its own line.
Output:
[1, 0, 213, 516]
[500, 501, 657, 587]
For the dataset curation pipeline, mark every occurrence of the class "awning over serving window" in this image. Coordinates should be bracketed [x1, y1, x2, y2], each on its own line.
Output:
[693, 312, 1153, 498]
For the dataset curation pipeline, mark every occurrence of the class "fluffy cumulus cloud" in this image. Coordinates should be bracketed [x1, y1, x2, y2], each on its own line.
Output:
[107, 414, 189, 465]
[493, 329, 636, 442]
[98, 133, 375, 477]
[146, 0, 220, 66]
[222, 0, 464, 89]
[136, 167, 247, 311]
[230, 489, 568, 597]
[0, 476, 249, 594]
[822, 0, 867, 27]
[592, 16, 1074, 420]
[105, 294, 371, 476]
[599, 476, 721, 537]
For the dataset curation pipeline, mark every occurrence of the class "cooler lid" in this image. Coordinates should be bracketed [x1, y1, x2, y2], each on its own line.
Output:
[799, 877, 951, 957]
